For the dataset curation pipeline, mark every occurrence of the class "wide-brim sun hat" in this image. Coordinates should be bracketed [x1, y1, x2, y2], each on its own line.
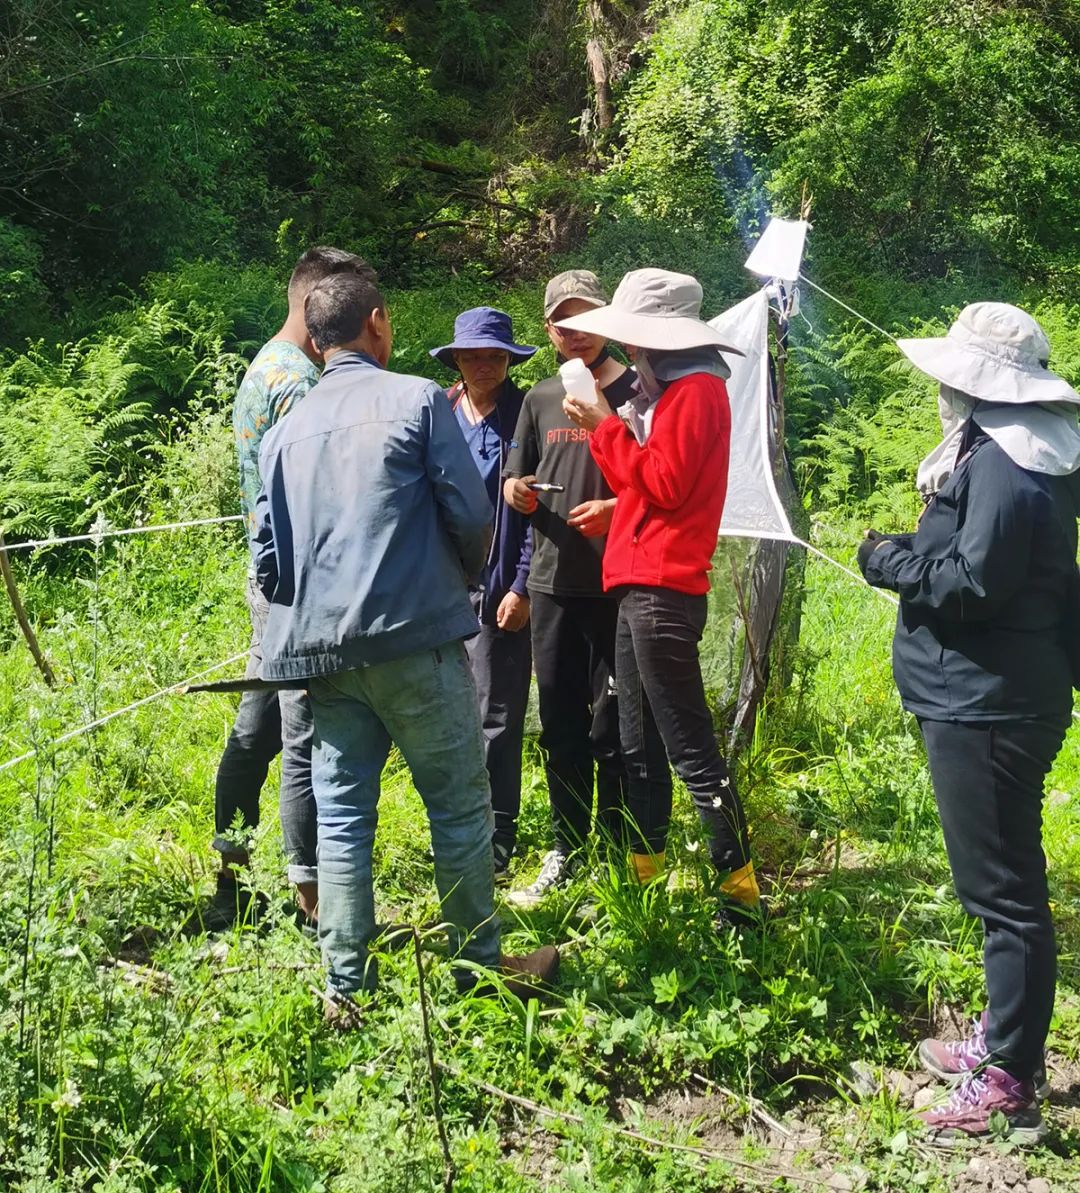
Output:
[897, 302, 1080, 406]
[554, 268, 744, 355]
[430, 306, 538, 370]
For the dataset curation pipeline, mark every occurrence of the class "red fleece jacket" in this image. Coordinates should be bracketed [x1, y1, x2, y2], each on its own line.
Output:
[589, 372, 730, 595]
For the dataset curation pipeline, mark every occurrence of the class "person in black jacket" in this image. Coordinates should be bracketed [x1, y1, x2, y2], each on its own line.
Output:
[859, 302, 1080, 1144]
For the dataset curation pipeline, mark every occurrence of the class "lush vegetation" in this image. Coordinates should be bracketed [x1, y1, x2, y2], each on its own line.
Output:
[3, 1, 1080, 1189]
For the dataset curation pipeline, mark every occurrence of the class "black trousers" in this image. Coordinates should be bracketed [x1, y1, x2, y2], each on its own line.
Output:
[615, 585, 750, 875]
[530, 591, 627, 853]
[213, 573, 317, 884]
[464, 595, 533, 855]
[919, 716, 1067, 1080]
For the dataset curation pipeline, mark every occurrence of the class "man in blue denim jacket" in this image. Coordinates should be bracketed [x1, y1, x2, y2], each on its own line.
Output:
[252, 269, 558, 1018]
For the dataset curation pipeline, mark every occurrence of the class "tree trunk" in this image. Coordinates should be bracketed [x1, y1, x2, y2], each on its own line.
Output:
[585, 37, 611, 129]
[585, 1, 612, 130]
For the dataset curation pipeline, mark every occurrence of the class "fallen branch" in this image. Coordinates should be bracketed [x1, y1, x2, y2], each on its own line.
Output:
[395, 219, 487, 239]
[100, 958, 174, 991]
[690, 1071, 793, 1138]
[215, 961, 320, 977]
[438, 1061, 820, 1188]
[396, 156, 484, 178]
[414, 929, 455, 1192]
[0, 529, 56, 686]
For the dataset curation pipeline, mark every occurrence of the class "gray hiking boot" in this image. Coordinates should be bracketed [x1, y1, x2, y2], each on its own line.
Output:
[504, 849, 577, 909]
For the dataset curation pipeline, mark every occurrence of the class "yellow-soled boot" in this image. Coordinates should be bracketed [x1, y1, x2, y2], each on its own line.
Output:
[630, 850, 666, 885]
[716, 861, 766, 930]
[720, 860, 760, 906]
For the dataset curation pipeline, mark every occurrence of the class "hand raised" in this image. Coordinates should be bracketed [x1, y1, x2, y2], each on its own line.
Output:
[562, 386, 613, 432]
[567, 498, 615, 538]
[504, 475, 538, 514]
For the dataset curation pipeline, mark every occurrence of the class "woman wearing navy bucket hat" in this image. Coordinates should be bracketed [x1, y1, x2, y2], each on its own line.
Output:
[431, 307, 539, 880]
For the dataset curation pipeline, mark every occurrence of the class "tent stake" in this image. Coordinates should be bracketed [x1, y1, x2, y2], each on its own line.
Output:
[0, 529, 56, 687]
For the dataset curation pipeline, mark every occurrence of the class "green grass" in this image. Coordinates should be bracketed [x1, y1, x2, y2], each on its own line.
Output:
[2, 509, 1080, 1192]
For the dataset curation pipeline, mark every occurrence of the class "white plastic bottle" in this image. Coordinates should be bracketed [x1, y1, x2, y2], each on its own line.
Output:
[559, 357, 598, 405]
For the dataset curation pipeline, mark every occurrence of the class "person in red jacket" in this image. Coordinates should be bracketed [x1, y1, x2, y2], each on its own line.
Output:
[558, 268, 762, 926]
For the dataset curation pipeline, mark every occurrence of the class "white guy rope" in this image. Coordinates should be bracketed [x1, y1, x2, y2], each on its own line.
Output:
[739, 535, 1080, 723]
[2, 513, 243, 553]
[718, 528, 901, 609]
[0, 649, 250, 775]
[798, 274, 899, 344]
[796, 538, 900, 607]
[0, 534, 893, 775]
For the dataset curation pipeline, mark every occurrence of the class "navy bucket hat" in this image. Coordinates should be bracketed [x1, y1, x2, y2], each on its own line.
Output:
[430, 307, 538, 370]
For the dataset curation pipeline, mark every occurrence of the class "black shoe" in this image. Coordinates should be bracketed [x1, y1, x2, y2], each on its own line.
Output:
[493, 841, 513, 886]
[714, 896, 769, 933]
[191, 875, 267, 934]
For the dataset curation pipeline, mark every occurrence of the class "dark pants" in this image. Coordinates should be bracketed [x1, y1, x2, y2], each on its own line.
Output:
[465, 593, 533, 855]
[530, 590, 627, 853]
[615, 585, 750, 875]
[919, 716, 1067, 1081]
[213, 573, 318, 884]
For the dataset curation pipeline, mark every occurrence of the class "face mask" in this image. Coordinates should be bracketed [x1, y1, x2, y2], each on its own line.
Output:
[634, 350, 664, 401]
[636, 346, 731, 399]
[938, 384, 975, 437]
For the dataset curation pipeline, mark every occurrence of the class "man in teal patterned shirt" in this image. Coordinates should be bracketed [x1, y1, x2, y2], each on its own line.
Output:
[233, 341, 319, 543]
[208, 247, 372, 930]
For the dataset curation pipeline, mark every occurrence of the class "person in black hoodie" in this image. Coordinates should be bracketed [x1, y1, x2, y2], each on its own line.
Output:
[859, 302, 1080, 1145]
[431, 308, 538, 879]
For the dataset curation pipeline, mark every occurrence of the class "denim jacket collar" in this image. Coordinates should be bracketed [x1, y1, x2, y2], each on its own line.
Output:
[321, 349, 384, 378]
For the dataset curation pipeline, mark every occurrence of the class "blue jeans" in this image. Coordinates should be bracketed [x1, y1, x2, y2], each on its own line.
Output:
[308, 640, 500, 997]
[213, 572, 317, 885]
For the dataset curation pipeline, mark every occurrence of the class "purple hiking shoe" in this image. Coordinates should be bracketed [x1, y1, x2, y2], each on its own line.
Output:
[918, 1065, 1046, 1146]
[919, 1013, 1049, 1101]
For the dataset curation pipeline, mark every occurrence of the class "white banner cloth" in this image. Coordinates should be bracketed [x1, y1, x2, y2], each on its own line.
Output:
[711, 290, 793, 540]
[744, 218, 809, 283]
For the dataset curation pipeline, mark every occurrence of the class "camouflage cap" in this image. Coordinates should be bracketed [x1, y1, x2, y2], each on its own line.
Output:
[543, 269, 607, 320]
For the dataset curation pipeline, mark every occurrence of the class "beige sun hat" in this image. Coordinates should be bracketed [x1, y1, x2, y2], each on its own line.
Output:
[554, 268, 744, 355]
[897, 302, 1080, 406]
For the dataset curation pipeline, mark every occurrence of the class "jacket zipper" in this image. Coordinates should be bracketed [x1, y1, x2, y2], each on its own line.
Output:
[632, 505, 652, 543]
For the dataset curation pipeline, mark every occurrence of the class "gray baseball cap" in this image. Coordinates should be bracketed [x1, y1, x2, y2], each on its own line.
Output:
[543, 269, 607, 320]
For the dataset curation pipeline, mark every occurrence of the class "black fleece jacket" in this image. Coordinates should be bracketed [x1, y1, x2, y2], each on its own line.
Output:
[863, 424, 1080, 722]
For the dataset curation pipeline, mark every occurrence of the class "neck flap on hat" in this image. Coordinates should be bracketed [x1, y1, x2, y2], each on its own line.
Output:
[917, 384, 1080, 499]
[617, 346, 733, 445]
[634, 346, 731, 400]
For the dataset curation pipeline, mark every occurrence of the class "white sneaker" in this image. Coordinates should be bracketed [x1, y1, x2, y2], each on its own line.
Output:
[504, 849, 575, 909]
